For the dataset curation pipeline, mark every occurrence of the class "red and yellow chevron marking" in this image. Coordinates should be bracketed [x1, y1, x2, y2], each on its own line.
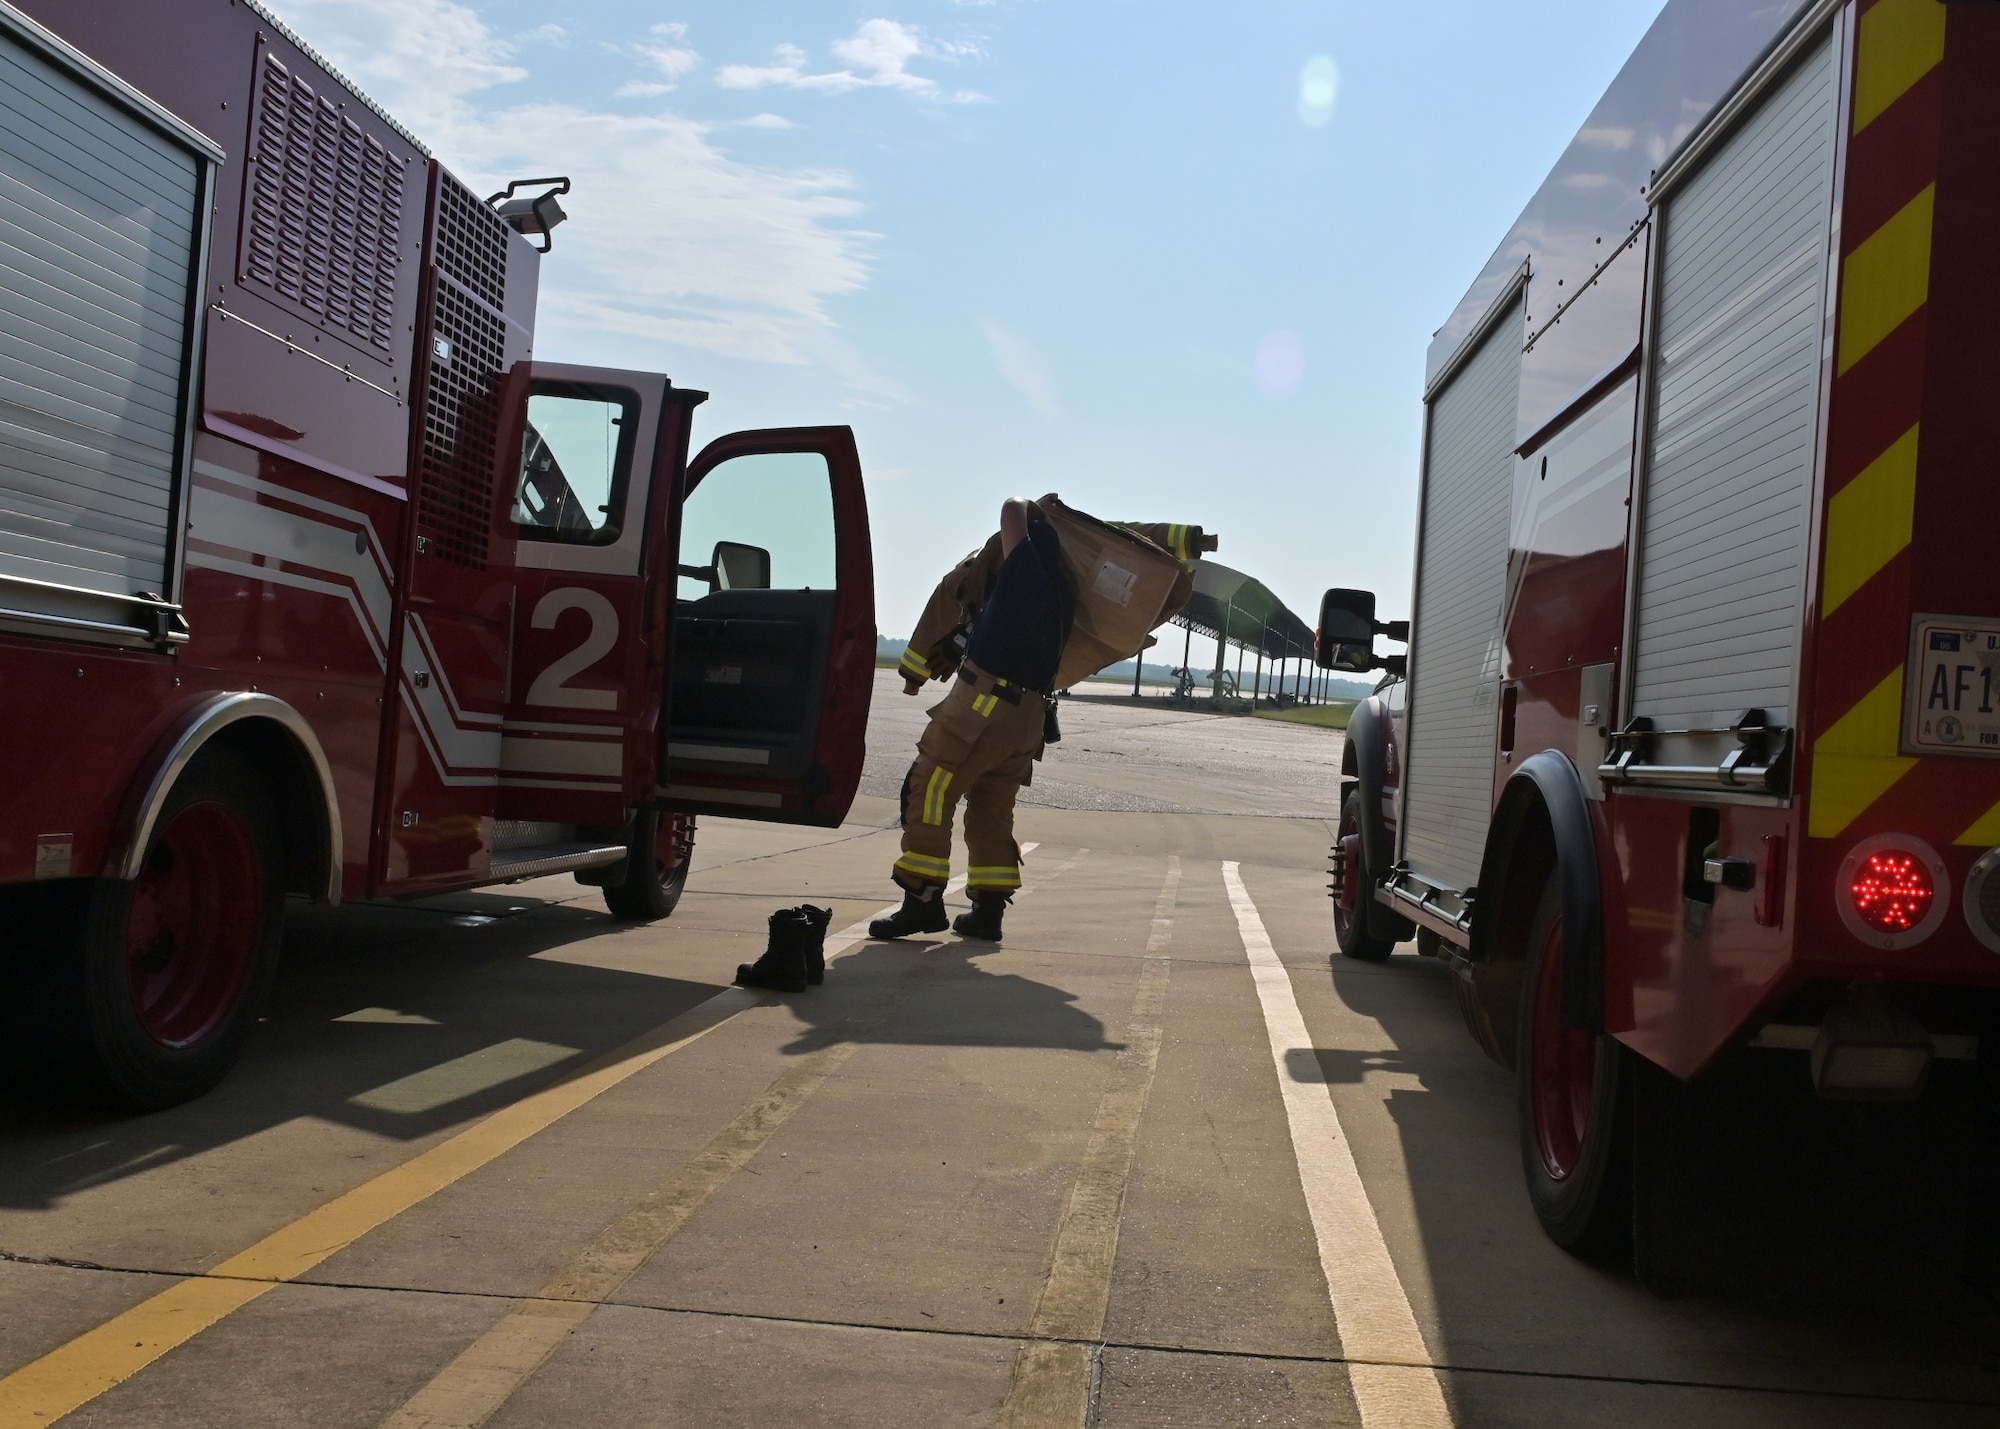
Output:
[1806, 0, 1946, 841]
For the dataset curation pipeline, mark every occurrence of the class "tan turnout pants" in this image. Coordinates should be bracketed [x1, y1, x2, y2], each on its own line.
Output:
[894, 662, 1044, 894]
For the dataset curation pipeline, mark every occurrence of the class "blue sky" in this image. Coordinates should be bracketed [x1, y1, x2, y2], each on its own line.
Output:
[268, 0, 1667, 660]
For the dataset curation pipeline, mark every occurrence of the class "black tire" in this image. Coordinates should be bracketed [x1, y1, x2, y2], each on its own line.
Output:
[1333, 790, 1394, 962]
[602, 809, 691, 921]
[1515, 870, 1629, 1254]
[69, 746, 286, 1109]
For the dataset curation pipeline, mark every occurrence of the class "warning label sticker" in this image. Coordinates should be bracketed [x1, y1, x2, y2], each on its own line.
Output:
[1904, 615, 2000, 757]
[1092, 561, 1137, 607]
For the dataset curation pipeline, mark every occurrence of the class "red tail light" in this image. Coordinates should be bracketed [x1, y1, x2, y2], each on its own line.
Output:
[1849, 852, 1934, 932]
[1835, 834, 1949, 950]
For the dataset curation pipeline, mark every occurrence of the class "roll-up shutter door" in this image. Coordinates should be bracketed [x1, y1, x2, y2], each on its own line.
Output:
[1401, 300, 1521, 891]
[1630, 33, 1836, 732]
[0, 23, 204, 606]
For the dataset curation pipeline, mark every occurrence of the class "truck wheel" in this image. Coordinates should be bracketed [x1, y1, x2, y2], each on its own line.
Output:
[81, 746, 286, 1109]
[602, 809, 691, 921]
[1333, 791, 1394, 962]
[1515, 870, 1628, 1253]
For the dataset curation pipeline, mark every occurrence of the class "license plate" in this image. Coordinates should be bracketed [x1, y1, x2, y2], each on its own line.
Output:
[1904, 615, 2000, 756]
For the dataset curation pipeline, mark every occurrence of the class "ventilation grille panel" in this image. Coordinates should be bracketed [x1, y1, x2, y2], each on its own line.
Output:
[434, 172, 509, 312]
[241, 53, 404, 354]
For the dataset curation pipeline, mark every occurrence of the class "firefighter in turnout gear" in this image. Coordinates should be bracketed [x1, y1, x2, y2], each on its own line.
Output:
[873, 501, 1216, 942]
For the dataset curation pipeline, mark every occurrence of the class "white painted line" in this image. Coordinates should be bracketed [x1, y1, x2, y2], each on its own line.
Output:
[1222, 861, 1453, 1429]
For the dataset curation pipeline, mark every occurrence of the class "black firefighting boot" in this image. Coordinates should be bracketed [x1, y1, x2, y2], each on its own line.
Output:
[736, 908, 809, 993]
[952, 890, 1011, 942]
[797, 904, 833, 984]
[869, 887, 949, 939]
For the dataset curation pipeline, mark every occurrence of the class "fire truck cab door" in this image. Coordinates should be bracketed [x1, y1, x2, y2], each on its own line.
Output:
[498, 362, 679, 827]
[662, 427, 875, 827]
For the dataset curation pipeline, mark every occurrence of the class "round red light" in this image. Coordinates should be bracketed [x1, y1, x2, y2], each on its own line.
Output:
[1848, 850, 1936, 934]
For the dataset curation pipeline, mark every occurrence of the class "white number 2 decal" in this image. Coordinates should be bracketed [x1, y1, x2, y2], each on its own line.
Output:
[526, 587, 619, 711]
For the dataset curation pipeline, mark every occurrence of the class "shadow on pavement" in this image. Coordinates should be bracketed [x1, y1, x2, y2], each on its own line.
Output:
[1314, 949, 2000, 1418]
[0, 892, 721, 1211]
[776, 937, 1116, 1058]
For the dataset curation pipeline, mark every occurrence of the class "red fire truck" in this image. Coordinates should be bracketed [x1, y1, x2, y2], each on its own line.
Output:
[0, 1, 876, 1108]
[1325, 0, 2000, 1295]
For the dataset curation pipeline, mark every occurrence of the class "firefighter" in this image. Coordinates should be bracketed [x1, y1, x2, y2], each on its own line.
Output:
[871, 499, 1073, 942]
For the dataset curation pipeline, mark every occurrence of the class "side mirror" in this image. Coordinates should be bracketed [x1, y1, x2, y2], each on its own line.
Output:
[713, 540, 771, 591]
[1316, 587, 1409, 673]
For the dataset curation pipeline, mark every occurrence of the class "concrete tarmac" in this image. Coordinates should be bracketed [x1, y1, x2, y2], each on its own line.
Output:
[0, 670, 1994, 1426]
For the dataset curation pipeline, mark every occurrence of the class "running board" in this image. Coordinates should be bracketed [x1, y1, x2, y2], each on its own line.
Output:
[1380, 867, 1475, 942]
[487, 842, 626, 883]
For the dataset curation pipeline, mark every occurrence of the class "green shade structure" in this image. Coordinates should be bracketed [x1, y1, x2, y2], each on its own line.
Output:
[1169, 560, 1315, 661]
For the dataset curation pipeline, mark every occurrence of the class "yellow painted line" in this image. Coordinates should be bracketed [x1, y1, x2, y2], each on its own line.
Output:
[0, 988, 764, 1429]
[1852, 0, 1946, 135]
[1000, 856, 1179, 1428]
[1837, 185, 1935, 375]
[1223, 862, 1452, 1429]
[381, 1040, 861, 1429]
[1821, 424, 1919, 616]
[1808, 669, 1917, 838]
[382, 852, 1044, 1427]
[0, 843, 1036, 1428]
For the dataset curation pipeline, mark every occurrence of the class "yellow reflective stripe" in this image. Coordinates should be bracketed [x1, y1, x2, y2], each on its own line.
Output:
[895, 854, 952, 882]
[923, 767, 953, 825]
[900, 649, 930, 678]
[1853, 0, 1946, 135]
[966, 866, 1022, 888]
[973, 693, 998, 717]
[1957, 800, 2000, 849]
[1838, 185, 1934, 376]
[1808, 670, 1917, 838]
[1821, 425, 1919, 616]
[1168, 524, 1188, 561]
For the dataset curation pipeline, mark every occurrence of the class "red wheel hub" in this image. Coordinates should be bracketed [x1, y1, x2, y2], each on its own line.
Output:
[1529, 916, 1596, 1181]
[126, 798, 262, 1047]
[1336, 823, 1363, 926]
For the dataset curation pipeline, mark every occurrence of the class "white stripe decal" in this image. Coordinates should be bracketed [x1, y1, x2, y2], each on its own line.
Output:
[188, 457, 634, 797]
[1222, 862, 1453, 1429]
[401, 616, 502, 776]
[184, 550, 386, 668]
[398, 688, 499, 789]
[188, 468, 393, 648]
[408, 613, 502, 728]
[499, 736, 623, 778]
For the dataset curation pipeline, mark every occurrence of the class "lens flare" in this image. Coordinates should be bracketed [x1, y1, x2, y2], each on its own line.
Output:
[1298, 56, 1340, 128]
[1255, 330, 1305, 399]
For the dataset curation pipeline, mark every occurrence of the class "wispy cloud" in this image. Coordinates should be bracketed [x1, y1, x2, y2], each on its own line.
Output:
[635, 21, 700, 85]
[981, 320, 1060, 418]
[259, 0, 893, 391]
[718, 20, 981, 100]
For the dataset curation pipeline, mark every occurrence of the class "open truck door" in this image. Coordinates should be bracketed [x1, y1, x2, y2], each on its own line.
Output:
[661, 428, 874, 826]
[494, 362, 699, 829]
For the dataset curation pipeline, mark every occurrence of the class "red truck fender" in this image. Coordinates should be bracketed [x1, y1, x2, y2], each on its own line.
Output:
[1473, 750, 1605, 1037]
[109, 693, 342, 904]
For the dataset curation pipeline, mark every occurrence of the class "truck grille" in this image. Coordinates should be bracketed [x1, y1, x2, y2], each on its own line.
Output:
[415, 175, 510, 570]
[241, 52, 405, 355]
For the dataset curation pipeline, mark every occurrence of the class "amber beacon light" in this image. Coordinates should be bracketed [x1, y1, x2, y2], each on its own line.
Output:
[1835, 834, 1950, 950]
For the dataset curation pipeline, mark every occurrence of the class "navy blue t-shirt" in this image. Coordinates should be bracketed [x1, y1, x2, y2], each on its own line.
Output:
[964, 520, 1073, 691]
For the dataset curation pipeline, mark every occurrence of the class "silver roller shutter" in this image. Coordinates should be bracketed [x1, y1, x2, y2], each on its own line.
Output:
[1401, 299, 1522, 891]
[1630, 32, 1836, 732]
[0, 19, 205, 612]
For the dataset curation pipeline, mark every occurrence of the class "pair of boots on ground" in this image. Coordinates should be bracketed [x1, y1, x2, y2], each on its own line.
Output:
[868, 886, 1010, 942]
[735, 904, 831, 994]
